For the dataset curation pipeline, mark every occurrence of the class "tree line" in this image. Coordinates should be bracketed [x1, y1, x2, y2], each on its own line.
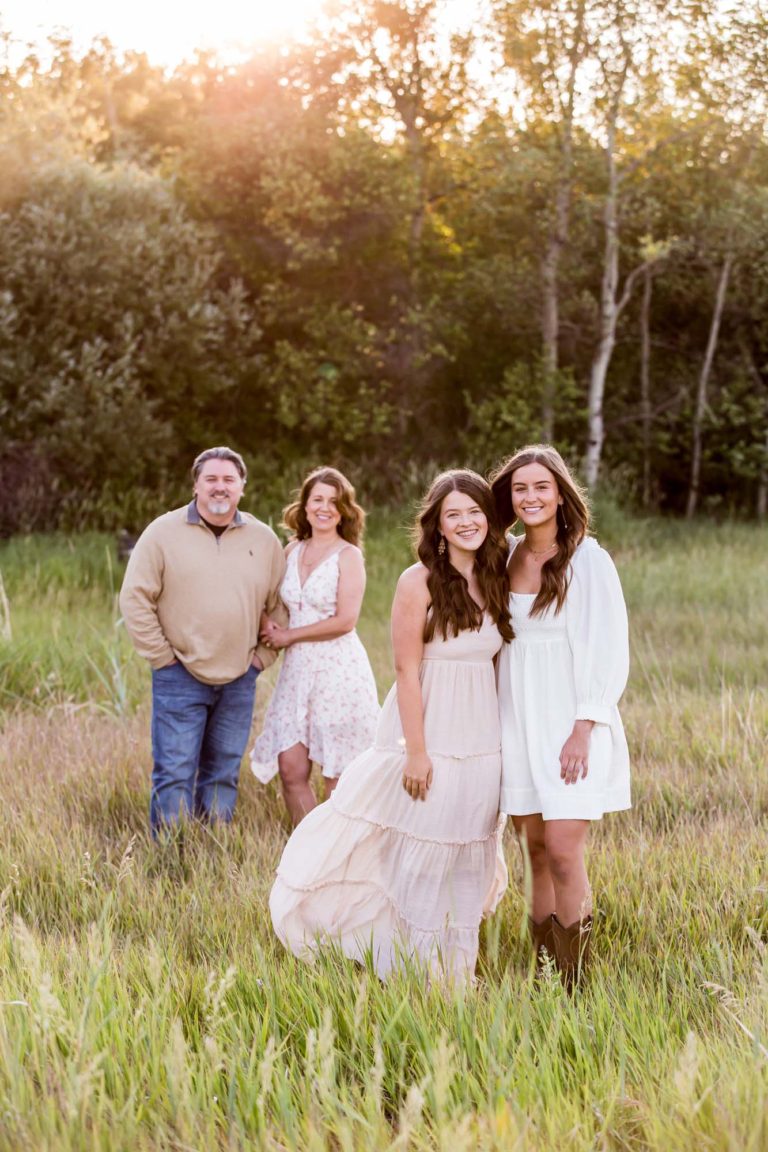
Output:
[1, 0, 767, 534]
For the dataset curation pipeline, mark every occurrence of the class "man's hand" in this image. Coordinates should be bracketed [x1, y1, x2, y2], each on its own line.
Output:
[260, 618, 292, 650]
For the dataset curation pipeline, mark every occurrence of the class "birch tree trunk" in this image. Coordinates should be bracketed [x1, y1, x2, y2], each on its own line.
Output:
[540, 125, 574, 440]
[541, 229, 562, 442]
[685, 251, 734, 518]
[585, 109, 621, 489]
[540, 0, 586, 439]
[584, 84, 661, 490]
[640, 263, 653, 507]
[758, 422, 768, 520]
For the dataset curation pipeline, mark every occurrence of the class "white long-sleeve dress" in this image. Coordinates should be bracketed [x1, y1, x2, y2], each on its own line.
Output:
[497, 536, 631, 821]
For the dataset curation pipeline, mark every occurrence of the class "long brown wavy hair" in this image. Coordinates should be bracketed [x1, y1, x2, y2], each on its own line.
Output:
[283, 467, 365, 545]
[415, 470, 513, 643]
[489, 444, 590, 617]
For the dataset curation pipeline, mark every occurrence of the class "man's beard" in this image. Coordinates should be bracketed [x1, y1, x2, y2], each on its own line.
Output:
[208, 499, 231, 516]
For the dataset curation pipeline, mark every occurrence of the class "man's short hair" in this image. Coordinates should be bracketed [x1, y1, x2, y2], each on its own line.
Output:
[192, 446, 247, 483]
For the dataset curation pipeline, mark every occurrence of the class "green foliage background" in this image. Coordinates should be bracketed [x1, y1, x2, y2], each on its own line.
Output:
[1, 0, 768, 530]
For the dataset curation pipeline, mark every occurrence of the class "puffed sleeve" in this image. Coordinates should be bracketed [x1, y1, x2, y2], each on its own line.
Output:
[565, 538, 629, 725]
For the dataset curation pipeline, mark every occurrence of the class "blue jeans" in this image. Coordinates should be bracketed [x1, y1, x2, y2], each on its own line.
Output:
[150, 661, 259, 833]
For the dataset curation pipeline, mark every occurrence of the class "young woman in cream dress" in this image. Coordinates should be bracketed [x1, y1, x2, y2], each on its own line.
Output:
[491, 445, 630, 990]
[269, 470, 513, 983]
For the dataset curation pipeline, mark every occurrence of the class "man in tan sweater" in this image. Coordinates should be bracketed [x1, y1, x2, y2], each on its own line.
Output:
[120, 446, 286, 833]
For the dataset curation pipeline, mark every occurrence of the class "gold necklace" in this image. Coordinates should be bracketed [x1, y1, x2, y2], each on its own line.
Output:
[525, 540, 558, 557]
[300, 540, 338, 572]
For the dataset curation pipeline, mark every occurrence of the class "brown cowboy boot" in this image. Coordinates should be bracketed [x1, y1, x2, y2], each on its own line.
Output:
[528, 914, 556, 974]
[551, 913, 593, 993]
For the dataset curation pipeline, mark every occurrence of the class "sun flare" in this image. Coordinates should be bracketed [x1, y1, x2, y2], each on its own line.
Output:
[1, 0, 328, 65]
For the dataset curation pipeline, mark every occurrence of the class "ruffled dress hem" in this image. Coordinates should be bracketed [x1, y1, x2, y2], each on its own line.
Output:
[271, 790, 508, 981]
[270, 876, 484, 982]
[500, 784, 632, 821]
[251, 725, 352, 782]
[269, 613, 506, 981]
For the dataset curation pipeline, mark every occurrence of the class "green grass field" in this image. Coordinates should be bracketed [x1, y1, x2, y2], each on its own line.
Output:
[0, 514, 766, 1150]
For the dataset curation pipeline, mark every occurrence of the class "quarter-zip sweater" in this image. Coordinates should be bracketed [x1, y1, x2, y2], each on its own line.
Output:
[119, 500, 286, 684]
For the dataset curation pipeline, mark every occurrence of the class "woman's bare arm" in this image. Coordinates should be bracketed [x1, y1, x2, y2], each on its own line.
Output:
[391, 564, 432, 801]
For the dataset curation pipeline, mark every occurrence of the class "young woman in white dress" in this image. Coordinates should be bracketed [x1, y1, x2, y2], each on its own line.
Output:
[251, 467, 380, 825]
[269, 470, 514, 983]
[490, 445, 630, 990]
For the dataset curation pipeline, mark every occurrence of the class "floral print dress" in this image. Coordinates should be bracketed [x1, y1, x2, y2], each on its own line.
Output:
[251, 543, 380, 781]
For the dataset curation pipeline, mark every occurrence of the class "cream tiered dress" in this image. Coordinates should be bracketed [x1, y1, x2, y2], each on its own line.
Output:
[251, 543, 380, 782]
[269, 613, 507, 982]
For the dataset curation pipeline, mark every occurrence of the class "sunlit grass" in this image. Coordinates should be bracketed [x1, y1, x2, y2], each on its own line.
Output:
[0, 516, 766, 1149]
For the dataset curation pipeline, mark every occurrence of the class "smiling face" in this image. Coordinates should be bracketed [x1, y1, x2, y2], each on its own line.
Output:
[193, 457, 245, 524]
[439, 489, 489, 557]
[510, 462, 563, 531]
[304, 481, 342, 536]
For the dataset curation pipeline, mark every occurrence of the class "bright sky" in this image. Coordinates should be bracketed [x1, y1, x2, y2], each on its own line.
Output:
[0, 0, 483, 67]
[0, 0, 336, 65]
